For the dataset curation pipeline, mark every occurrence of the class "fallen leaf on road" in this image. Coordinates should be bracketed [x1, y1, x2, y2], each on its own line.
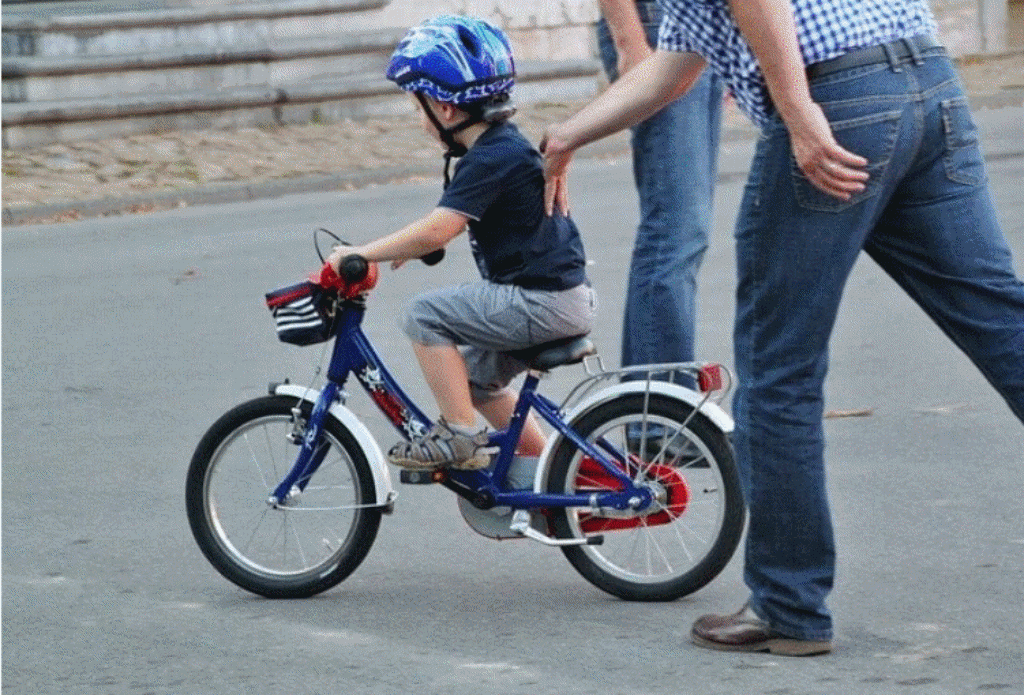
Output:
[172, 267, 200, 284]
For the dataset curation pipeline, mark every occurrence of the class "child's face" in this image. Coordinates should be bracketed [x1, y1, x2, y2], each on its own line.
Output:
[414, 95, 444, 147]
[414, 95, 469, 150]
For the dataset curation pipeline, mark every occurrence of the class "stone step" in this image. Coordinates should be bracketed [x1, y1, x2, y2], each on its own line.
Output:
[1, 0, 602, 148]
[1, 0, 389, 58]
[1, 58, 602, 148]
[2, 29, 407, 102]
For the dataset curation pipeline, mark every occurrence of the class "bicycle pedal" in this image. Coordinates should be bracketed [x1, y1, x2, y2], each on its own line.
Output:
[399, 469, 445, 485]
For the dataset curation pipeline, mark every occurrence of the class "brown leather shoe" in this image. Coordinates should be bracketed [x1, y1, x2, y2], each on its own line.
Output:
[691, 604, 832, 656]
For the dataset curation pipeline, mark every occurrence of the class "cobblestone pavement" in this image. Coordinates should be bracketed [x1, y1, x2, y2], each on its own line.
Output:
[2, 52, 1021, 225]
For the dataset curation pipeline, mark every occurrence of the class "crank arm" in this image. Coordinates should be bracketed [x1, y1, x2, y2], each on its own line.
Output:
[509, 511, 603, 546]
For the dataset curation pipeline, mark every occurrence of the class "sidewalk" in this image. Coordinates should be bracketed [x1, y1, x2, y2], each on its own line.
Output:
[3, 51, 1022, 226]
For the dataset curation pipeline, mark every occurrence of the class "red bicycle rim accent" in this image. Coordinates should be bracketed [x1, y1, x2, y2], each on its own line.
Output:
[575, 456, 691, 533]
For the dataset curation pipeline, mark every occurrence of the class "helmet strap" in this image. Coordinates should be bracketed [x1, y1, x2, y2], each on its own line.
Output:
[415, 92, 483, 188]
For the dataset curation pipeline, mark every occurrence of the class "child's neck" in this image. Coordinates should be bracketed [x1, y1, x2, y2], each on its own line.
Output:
[453, 120, 494, 151]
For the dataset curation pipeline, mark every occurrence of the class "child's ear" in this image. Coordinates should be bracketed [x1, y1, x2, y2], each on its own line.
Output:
[438, 101, 462, 123]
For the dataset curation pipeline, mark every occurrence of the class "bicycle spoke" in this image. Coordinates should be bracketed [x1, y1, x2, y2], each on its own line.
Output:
[546, 393, 744, 600]
[242, 429, 273, 489]
[285, 512, 309, 569]
[248, 508, 273, 551]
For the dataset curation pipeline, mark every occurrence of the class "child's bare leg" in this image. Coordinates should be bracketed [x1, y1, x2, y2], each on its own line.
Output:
[412, 342, 476, 428]
[474, 389, 546, 456]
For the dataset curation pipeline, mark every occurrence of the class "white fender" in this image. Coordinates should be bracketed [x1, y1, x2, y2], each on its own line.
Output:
[532, 380, 734, 493]
[272, 383, 396, 510]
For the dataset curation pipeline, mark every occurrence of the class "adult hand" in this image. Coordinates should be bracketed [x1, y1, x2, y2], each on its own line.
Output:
[540, 125, 575, 217]
[787, 101, 869, 200]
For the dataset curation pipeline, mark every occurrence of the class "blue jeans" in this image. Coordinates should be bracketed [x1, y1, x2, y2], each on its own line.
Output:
[734, 46, 1024, 640]
[597, 2, 723, 379]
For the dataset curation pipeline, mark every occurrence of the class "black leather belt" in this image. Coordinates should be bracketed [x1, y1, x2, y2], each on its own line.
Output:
[807, 34, 944, 79]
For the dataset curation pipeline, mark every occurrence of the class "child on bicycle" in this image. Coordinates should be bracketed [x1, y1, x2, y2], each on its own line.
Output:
[327, 15, 595, 471]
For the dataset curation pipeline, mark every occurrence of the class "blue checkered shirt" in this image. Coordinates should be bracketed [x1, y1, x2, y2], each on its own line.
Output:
[657, 0, 937, 128]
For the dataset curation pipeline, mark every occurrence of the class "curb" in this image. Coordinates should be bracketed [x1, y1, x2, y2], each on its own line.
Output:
[2, 164, 431, 225]
[2, 128, 757, 226]
[4, 91, 1021, 227]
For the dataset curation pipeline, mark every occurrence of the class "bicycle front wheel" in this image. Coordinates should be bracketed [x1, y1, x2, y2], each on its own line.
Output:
[186, 395, 381, 598]
[546, 393, 744, 601]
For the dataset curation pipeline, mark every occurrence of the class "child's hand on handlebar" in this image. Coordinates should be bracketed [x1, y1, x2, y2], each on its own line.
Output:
[329, 246, 402, 271]
[326, 244, 356, 273]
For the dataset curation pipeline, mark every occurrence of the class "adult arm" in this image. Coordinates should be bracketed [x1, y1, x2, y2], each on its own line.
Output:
[598, 0, 653, 74]
[726, 0, 868, 199]
[328, 207, 467, 270]
[541, 49, 706, 214]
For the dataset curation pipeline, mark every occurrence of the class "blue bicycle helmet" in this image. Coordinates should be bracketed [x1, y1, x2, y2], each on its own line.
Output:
[387, 15, 517, 180]
[387, 15, 515, 106]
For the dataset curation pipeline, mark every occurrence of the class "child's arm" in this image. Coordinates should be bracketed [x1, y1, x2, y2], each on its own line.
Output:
[327, 207, 468, 270]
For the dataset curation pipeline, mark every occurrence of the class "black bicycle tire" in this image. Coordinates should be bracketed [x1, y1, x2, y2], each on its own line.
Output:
[546, 393, 744, 601]
[185, 395, 381, 598]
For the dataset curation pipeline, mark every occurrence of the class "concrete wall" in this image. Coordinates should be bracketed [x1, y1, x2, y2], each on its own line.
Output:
[359, 0, 1018, 58]
[4, 0, 1018, 147]
[4, 0, 1018, 61]
[344, 0, 600, 61]
[933, 0, 1012, 53]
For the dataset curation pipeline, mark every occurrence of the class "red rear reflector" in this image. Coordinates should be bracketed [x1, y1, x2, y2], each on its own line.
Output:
[698, 363, 723, 392]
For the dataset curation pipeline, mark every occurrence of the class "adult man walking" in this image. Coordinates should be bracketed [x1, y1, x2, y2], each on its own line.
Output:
[542, 0, 1024, 655]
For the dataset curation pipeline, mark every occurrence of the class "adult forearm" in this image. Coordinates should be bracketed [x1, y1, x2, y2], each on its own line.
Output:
[550, 50, 704, 151]
[725, 0, 869, 198]
[542, 50, 704, 215]
[725, 0, 812, 123]
[598, 0, 650, 68]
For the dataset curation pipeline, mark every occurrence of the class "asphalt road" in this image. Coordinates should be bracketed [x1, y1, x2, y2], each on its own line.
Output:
[3, 107, 1023, 694]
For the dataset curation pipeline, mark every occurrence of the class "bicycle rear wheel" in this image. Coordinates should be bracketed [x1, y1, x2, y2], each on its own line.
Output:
[186, 395, 381, 598]
[546, 393, 744, 601]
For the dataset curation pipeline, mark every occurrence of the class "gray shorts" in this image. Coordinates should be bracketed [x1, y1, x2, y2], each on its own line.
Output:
[402, 280, 597, 402]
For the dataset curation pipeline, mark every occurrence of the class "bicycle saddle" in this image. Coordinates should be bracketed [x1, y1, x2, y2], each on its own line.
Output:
[505, 335, 596, 370]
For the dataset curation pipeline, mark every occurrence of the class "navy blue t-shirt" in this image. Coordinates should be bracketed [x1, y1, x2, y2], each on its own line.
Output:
[437, 122, 587, 291]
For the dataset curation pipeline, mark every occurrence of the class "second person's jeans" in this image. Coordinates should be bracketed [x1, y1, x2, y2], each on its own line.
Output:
[597, 2, 723, 379]
[733, 44, 1024, 641]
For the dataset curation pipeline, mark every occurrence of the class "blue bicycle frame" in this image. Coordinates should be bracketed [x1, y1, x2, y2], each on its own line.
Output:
[269, 299, 655, 515]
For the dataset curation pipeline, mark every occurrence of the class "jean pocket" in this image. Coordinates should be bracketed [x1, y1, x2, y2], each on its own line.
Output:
[792, 109, 902, 213]
[941, 96, 986, 187]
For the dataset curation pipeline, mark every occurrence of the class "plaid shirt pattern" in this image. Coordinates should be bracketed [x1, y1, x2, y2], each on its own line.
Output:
[657, 0, 937, 127]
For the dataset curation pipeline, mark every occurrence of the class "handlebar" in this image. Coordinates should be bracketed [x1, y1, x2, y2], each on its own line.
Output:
[336, 248, 443, 281]
[421, 248, 445, 266]
[336, 247, 444, 281]
[338, 254, 370, 283]
[315, 247, 445, 299]
[308, 229, 444, 299]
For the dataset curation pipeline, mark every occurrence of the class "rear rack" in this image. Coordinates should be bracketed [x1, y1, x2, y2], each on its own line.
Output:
[560, 358, 733, 413]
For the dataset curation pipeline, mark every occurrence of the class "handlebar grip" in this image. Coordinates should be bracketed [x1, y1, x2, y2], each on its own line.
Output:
[338, 254, 369, 283]
[421, 248, 445, 266]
